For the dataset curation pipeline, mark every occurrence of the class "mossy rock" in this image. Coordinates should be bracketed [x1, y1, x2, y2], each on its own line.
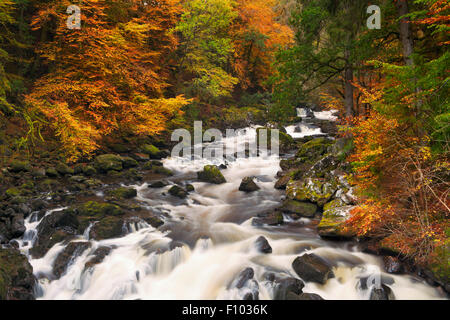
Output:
[141, 144, 162, 159]
[197, 165, 226, 184]
[5, 187, 21, 198]
[317, 199, 356, 239]
[82, 165, 97, 176]
[9, 160, 31, 173]
[94, 154, 123, 173]
[152, 166, 173, 176]
[89, 216, 124, 240]
[56, 162, 74, 175]
[286, 178, 336, 207]
[281, 200, 317, 218]
[121, 156, 138, 169]
[46, 167, 59, 177]
[185, 184, 195, 192]
[107, 187, 137, 199]
[168, 185, 188, 199]
[77, 201, 125, 219]
[296, 137, 334, 163]
[0, 248, 35, 300]
[256, 127, 295, 152]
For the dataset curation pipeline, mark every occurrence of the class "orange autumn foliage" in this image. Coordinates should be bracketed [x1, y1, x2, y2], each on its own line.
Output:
[26, 0, 189, 161]
[232, 0, 293, 90]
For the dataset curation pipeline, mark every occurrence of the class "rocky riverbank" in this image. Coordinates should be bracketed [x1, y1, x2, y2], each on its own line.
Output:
[0, 110, 448, 299]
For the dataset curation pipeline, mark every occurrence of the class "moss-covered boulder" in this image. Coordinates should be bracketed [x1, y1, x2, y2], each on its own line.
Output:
[107, 187, 137, 199]
[121, 156, 138, 169]
[168, 185, 188, 199]
[5, 187, 21, 198]
[82, 165, 97, 176]
[286, 178, 337, 207]
[88, 217, 125, 240]
[94, 154, 123, 173]
[0, 248, 36, 300]
[141, 144, 162, 159]
[9, 160, 31, 173]
[317, 199, 356, 239]
[46, 167, 59, 177]
[77, 201, 124, 219]
[296, 137, 334, 163]
[197, 165, 226, 184]
[280, 200, 317, 218]
[55, 162, 74, 175]
[151, 166, 173, 176]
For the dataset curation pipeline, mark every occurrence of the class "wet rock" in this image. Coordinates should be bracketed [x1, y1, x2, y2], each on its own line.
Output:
[56, 162, 74, 175]
[255, 236, 272, 254]
[280, 200, 317, 218]
[369, 284, 395, 300]
[317, 199, 356, 239]
[273, 277, 305, 300]
[107, 187, 137, 199]
[94, 154, 123, 173]
[252, 211, 283, 226]
[77, 201, 125, 218]
[149, 181, 168, 188]
[88, 217, 125, 240]
[82, 165, 97, 176]
[53, 241, 90, 278]
[286, 178, 336, 207]
[168, 185, 188, 199]
[18, 203, 31, 217]
[296, 137, 334, 163]
[233, 268, 254, 289]
[84, 246, 113, 270]
[274, 174, 291, 190]
[185, 184, 195, 192]
[197, 165, 226, 184]
[141, 144, 163, 159]
[121, 156, 139, 169]
[292, 253, 335, 284]
[151, 166, 173, 176]
[11, 214, 26, 238]
[0, 248, 36, 300]
[239, 177, 260, 192]
[383, 256, 404, 274]
[30, 209, 79, 259]
[358, 274, 395, 291]
[45, 167, 59, 177]
[9, 160, 31, 173]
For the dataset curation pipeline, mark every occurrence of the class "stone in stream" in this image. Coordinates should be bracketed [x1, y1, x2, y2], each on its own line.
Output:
[317, 199, 357, 239]
[239, 177, 260, 192]
[280, 199, 317, 218]
[254, 236, 272, 254]
[252, 211, 283, 226]
[53, 241, 91, 278]
[168, 185, 188, 199]
[292, 253, 335, 284]
[369, 284, 395, 300]
[274, 174, 291, 190]
[84, 246, 113, 270]
[273, 277, 305, 300]
[106, 187, 137, 199]
[229, 267, 259, 300]
[197, 165, 226, 184]
[185, 184, 195, 192]
[94, 154, 124, 173]
[0, 248, 36, 300]
[149, 180, 168, 188]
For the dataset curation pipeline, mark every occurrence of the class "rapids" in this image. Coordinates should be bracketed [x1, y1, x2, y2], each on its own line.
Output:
[17, 110, 446, 300]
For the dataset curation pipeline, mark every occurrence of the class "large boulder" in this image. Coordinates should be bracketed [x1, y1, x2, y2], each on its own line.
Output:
[30, 209, 79, 259]
[106, 187, 137, 199]
[252, 211, 283, 226]
[317, 199, 356, 239]
[273, 277, 305, 300]
[168, 185, 188, 199]
[239, 177, 260, 192]
[280, 199, 317, 218]
[296, 137, 334, 163]
[286, 178, 337, 207]
[254, 236, 272, 254]
[9, 160, 31, 173]
[197, 165, 226, 184]
[292, 253, 335, 284]
[53, 241, 91, 279]
[0, 248, 36, 300]
[94, 154, 124, 173]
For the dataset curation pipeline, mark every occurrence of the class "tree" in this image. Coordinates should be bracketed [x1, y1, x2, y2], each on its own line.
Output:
[175, 0, 238, 102]
[26, 0, 188, 160]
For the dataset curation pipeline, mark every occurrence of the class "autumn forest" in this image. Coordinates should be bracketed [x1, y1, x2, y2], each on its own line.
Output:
[0, 0, 448, 301]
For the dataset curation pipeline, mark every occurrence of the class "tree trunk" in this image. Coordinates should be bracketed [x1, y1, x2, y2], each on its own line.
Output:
[344, 49, 354, 117]
[395, 0, 414, 66]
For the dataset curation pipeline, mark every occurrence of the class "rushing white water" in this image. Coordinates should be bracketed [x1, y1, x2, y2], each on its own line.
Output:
[314, 109, 339, 121]
[18, 126, 446, 300]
